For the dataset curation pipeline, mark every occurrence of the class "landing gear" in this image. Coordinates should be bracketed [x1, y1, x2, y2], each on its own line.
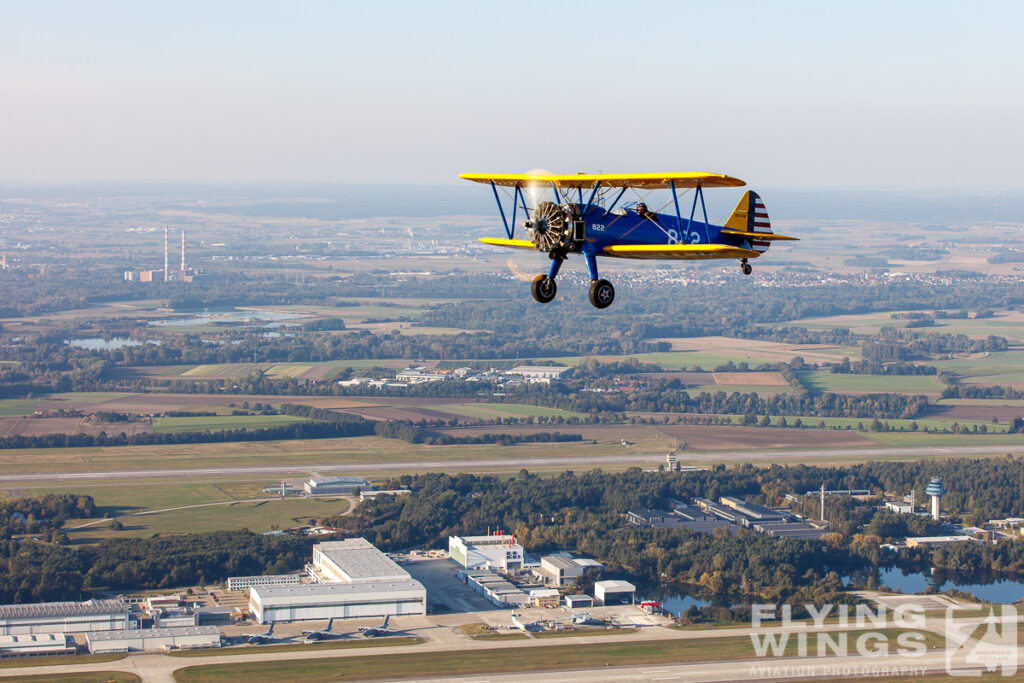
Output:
[741, 259, 752, 275]
[531, 275, 557, 303]
[588, 279, 615, 309]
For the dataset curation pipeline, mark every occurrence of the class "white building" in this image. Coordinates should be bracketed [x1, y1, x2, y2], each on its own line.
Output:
[227, 574, 301, 591]
[304, 476, 373, 495]
[905, 536, 980, 548]
[360, 490, 411, 502]
[152, 611, 198, 628]
[564, 595, 593, 609]
[249, 581, 426, 624]
[0, 600, 132, 635]
[537, 556, 584, 587]
[507, 366, 571, 382]
[395, 367, 446, 383]
[449, 535, 524, 571]
[250, 537, 427, 623]
[309, 538, 410, 584]
[86, 626, 221, 653]
[530, 588, 560, 608]
[461, 570, 530, 607]
[594, 580, 636, 605]
[0, 633, 75, 658]
[885, 501, 914, 514]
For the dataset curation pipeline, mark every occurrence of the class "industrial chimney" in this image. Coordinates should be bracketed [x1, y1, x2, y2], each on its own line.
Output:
[163, 227, 169, 281]
[181, 229, 186, 273]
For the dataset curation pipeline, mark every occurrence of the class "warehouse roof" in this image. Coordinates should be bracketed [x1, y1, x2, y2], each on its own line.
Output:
[595, 580, 636, 592]
[87, 626, 220, 642]
[541, 555, 579, 570]
[309, 476, 369, 484]
[315, 538, 410, 582]
[0, 599, 128, 620]
[0, 633, 68, 646]
[252, 580, 425, 607]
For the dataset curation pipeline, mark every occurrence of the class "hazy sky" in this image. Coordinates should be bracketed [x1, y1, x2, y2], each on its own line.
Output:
[2, 1, 1022, 190]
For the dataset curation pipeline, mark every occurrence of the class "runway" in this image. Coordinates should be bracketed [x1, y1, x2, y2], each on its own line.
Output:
[0, 442, 1019, 484]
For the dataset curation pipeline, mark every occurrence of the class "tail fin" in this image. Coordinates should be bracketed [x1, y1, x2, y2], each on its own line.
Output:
[381, 615, 390, 629]
[724, 191, 772, 253]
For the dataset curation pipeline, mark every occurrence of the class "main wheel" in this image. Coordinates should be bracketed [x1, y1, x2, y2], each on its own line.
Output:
[531, 275, 557, 303]
[741, 261, 753, 275]
[588, 279, 615, 309]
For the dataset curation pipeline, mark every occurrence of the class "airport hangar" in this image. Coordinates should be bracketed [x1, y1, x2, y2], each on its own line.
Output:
[0, 600, 131, 636]
[249, 538, 426, 624]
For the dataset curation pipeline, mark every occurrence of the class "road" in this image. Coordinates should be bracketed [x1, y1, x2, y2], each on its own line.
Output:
[0, 442, 1020, 484]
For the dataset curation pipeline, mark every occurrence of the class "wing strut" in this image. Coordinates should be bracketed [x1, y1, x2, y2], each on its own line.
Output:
[669, 179, 684, 241]
[668, 180, 715, 244]
[697, 185, 711, 244]
[510, 183, 522, 238]
[581, 181, 601, 216]
[606, 187, 627, 214]
[489, 181, 513, 239]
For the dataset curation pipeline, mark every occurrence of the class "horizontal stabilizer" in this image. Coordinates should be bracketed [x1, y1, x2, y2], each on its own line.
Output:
[720, 229, 799, 241]
[479, 237, 536, 250]
[601, 244, 761, 260]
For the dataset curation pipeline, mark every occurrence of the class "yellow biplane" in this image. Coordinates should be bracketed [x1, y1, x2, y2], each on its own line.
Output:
[461, 172, 797, 308]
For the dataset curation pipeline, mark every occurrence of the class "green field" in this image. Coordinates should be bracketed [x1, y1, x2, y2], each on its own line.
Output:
[796, 370, 944, 393]
[179, 364, 257, 378]
[857, 431, 1024, 447]
[152, 414, 309, 434]
[48, 392, 133, 402]
[0, 674, 138, 683]
[713, 414, 1010, 433]
[65, 497, 351, 542]
[20, 480, 351, 543]
[438, 402, 586, 420]
[961, 370, 1024, 387]
[932, 349, 1024, 375]
[935, 398, 1024, 407]
[173, 629, 941, 683]
[0, 399, 42, 416]
[0, 653, 126, 670]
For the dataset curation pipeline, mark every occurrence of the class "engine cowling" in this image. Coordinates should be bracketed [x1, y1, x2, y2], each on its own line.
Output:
[525, 202, 574, 252]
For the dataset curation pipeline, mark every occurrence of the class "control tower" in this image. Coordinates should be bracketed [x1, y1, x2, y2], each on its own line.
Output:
[925, 478, 946, 521]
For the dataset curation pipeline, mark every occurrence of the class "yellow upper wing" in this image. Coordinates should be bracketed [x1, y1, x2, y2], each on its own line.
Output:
[460, 172, 745, 190]
[602, 244, 761, 260]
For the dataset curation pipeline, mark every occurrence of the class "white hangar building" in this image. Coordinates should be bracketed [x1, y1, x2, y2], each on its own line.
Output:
[448, 534, 524, 571]
[0, 600, 132, 635]
[249, 580, 426, 624]
[309, 538, 410, 583]
[250, 537, 426, 624]
[86, 626, 221, 653]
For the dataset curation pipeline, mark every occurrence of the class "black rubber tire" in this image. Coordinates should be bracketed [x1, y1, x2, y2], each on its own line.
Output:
[531, 275, 557, 303]
[741, 262, 753, 275]
[588, 279, 615, 309]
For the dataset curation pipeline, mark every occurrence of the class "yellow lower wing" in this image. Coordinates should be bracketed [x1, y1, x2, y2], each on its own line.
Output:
[602, 244, 761, 260]
[479, 237, 536, 250]
[719, 229, 799, 241]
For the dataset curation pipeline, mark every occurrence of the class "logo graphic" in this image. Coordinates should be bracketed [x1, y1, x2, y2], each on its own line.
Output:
[945, 605, 1018, 676]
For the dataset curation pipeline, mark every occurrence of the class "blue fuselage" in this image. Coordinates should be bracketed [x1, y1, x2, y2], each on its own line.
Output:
[565, 205, 743, 254]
